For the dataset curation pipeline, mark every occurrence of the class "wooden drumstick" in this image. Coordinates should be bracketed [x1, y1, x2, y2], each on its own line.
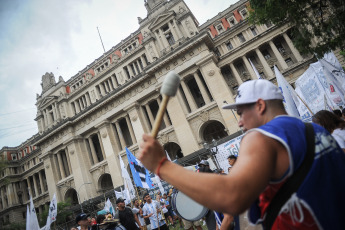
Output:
[151, 71, 180, 138]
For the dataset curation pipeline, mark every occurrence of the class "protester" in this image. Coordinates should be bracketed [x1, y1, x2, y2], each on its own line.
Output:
[116, 197, 141, 230]
[76, 213, 92, 230]
[181, 219, 202, 230]
[142, 193, 169, 230]
[333, 109, 342, 118]
[138, 79, 345, 229]
[133, 199, 146, 230]
[312, 109, 345, 152]
[160, 193, 174, 226]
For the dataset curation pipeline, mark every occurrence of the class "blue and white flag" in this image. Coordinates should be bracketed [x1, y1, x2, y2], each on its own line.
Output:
[274, 66, 300, 118]
[126, 147, 153, 189]
[43, 194, 57, 230]
[26, 195, 40, 230]
[104, 198, 115, 216]
[119, 155, 136, 200]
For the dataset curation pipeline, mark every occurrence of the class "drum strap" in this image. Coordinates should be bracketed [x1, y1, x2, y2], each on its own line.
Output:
[263, 123, 315, 230]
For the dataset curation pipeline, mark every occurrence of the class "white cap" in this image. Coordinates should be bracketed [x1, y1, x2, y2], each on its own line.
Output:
[222, 79, 283, 110]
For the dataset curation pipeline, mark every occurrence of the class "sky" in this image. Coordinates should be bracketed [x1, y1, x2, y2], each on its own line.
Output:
[0, 0, 237, 149]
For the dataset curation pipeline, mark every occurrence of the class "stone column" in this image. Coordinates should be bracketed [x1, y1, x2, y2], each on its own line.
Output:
[168, 22, 179, 42]
[193, 72, 211, 104]
[136, 60, 142, 73]
[176, 88, 189, 114]
[140, 56, 147, 68]
[145, 104, 155, 128]
[159, 29, 169, 49]
[99, 83, 106, 95]
[157, 97, 171, 127]
[107, 79, 114, 91]
[269, 40, 288, 69]
[57, 153, 66, 179]
[103, 82, 110, 93]
[115, 121, 126, 150]
[124, 103, 149, 143]
[111, 74, 119, 88]
[242, 56, 257, 79]
[38, 170, 45, 192]
[85, 94, 91, 106]
[172, 19, 183, 39]
[12, 183, 19, 204]
[155, 31, 165, 51]
[127, 65, 134, 78]
[180, 80, 198, 111]
[229, 63, 243, 84]
[97, 132, 106, 161]
[75, 101, 81, 113]
[27, 178, 33, 198]
[125, 115, 137, 144]
[32, 175, 39, 198]
[65, 148, 73, 176]
[88, 137, 99, 164]
[282, 33, 303, 62]
[255, 48, 274, 78]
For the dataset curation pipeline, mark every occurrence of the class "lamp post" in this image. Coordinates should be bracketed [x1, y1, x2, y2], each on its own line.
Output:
[58, 182, 92, 213]
[203, 139, 221, 170]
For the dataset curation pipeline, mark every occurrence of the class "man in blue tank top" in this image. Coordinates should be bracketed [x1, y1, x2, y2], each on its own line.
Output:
[138, 79, 345, 229]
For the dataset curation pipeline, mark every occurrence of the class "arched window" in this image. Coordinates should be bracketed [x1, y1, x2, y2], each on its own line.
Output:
[202, 121, 227, 143]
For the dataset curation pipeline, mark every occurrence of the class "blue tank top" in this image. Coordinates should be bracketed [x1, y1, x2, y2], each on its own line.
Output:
[248, 116, 345, 229]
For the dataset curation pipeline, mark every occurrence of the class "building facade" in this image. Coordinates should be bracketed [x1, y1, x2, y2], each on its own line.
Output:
[1, 0, 344, 227]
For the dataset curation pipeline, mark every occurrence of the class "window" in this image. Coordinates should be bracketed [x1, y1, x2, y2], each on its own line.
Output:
[251, 27, 257, 36]
[262, 49, 271, 60]
[237, 33, 246, 43]
[165, 32, 175, 46]
[285, 58, 294, 66]
[11, 154, 17, 161]
[216, 24, 224, 34]
[240, 9, 248, 18]
[214, 48, 221, 57]
[162, 24, 169, 32]
[225, 41, 233, 50]
[266, 22, 273, 28]
[228, 16, 237, 26]
[276, 43, 286, 53]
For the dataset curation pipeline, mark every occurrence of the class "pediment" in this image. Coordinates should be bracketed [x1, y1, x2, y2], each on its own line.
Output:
[148, 11, 175, 30]
[37, 96, 58, 109]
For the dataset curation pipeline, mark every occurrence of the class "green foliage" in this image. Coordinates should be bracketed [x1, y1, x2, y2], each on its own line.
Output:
[249, 0, 345, 57]
[2, 222, 26, 230]
[38, 199, 73, 227]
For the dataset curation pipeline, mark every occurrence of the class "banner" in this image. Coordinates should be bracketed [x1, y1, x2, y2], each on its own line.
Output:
[126, 147, 153, 189]
[214, 134, 244, 173]
[103, 198, 115, 215]
[249, 58, 262, 79]
[152, 175, 165, 196]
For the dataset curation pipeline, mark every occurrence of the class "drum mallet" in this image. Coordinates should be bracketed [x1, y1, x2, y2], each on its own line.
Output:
[151, 71, 180, 138]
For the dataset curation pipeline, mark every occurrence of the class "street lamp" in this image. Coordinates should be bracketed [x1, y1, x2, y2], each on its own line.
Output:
[58, 182, 92, 213]
[203, 139, 221, 170]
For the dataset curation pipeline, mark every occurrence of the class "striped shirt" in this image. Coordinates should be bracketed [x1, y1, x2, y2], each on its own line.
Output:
[143, 200, 165, 229]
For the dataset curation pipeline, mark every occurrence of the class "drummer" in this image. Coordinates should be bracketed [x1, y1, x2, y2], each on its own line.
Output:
[138, 79, 345, 229]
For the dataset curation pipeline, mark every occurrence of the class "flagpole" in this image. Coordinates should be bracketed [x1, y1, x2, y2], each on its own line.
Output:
[295, 93, 314, 116]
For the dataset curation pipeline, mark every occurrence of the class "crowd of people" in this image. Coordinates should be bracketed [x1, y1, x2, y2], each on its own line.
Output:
[72, 79, 345, 230]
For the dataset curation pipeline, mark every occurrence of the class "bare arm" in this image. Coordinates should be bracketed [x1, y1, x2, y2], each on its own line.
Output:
[133, 213, 141, 228]
[139, 131, 288, 215]
[220, 214, 234, 230]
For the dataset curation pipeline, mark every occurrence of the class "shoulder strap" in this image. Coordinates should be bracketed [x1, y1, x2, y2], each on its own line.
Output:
[263, 123, 315, 229]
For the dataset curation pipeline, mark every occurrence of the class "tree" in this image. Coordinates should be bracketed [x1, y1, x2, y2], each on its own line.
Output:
[38, 199, 73, 229]
[249, 0, 345, 57]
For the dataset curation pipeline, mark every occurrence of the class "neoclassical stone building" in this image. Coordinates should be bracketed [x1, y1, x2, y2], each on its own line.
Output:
[1, 0, 344, 227]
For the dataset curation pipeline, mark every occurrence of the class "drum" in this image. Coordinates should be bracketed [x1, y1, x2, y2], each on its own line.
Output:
[171, 191, 209, 221]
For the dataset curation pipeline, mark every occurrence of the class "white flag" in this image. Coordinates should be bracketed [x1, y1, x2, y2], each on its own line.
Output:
[104, 198, 115, 215]
[119, 155, 136, 200]
[115, 190, 123, 199]
[26, 205, 30, 230]
[28, 195, 40, 230]
[249, 58, 262, 79]
[152, 175, 165, 196]
[274, 66, 300, 118]
[43, 193, 57, 230]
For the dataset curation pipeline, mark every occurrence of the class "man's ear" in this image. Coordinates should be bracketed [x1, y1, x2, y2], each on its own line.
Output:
[256, 99, 266, 114]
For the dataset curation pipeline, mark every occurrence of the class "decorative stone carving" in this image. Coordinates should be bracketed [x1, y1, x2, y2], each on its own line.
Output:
[185, 19, 194, 35]
[179, 6, 186, 14]
[208, 69, 215, 76]
[102, 132, 107, 138]
[70, 150, 74, 155]
[58, 76, 64, 82]
[160, 134, 169, 145]
[131, 115, 138, 122]
[45, 164, 50, 169]
[199, 111, 210, 122]
[41, 72, 56, 92]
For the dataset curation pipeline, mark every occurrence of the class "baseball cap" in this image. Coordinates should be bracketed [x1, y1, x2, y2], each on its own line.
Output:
[116, 198, 125, 204]
[199, 160, 209, 166]
[75, 213, 89, 224]
[222, 79, 283, 110]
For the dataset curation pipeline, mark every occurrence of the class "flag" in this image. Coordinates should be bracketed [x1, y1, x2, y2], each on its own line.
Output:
[165, 150, 171, 161]
[26, 205, 30, 230]
[119, 154, 136, 199]
[274, 66, 300, 118]
[103, 198, 115, 215]
[319, 58, 345, 104]
[126, 147, 153, 189]
[43, 194, 57, 230]
[27, 195, 40, 230]
[248, 58, 262, 79]
[152, 175, 165, 195]
[114, 190, 124, 199]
